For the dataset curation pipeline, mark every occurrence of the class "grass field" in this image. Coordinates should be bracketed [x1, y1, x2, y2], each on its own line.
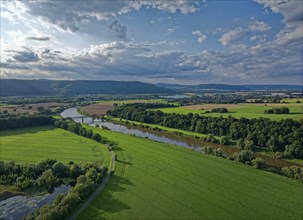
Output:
[0, 126, 110, 166]
[78, 126, 303, 220]
[156, 102, 303, 120]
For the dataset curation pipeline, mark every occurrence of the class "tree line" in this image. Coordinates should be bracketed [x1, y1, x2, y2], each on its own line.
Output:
[0, 159, 106, 192]
[110, 103, 303, 159]
[0, 114, 53, 130]
[264, 107, 290, 114]
[210, 107, 228, 113]
[54, 118, 104, 143]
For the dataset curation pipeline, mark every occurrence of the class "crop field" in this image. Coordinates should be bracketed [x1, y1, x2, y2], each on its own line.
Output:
[0, 102, 70, 115]
[80, 99, 176, 116]
[156, 102, 303, 120]
[78, 126, 303, 220]
[0, 126, 110, 166]
[80, 102, 115, 116]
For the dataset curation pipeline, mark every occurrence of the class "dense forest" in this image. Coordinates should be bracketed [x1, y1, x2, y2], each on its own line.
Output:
[110, 103, 303, 159]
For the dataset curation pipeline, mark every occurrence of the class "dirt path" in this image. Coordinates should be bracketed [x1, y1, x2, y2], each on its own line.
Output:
[69, 150, 116, 220]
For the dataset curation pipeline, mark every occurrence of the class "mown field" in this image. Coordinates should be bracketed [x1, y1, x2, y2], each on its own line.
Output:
[156, 101, 303, 121]
[78, 126, 303, 220]
[0, 126, 110, 166]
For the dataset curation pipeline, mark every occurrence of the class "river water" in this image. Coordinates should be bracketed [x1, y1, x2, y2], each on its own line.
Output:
[61, 107, 301, 168]
[0, 185, 70, 220]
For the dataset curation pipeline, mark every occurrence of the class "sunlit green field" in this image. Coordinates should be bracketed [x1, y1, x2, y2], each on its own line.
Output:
[156, 102, 303, 121]
[78, 126, 303, 220]
[0, 126, 110, 166]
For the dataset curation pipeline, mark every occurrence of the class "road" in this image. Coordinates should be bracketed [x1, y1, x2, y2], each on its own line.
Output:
[69, 150, 116, 220]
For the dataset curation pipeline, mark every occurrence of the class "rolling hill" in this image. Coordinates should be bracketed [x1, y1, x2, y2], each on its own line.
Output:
[0, 79, 174, 96]
[157, 83, 302, 92]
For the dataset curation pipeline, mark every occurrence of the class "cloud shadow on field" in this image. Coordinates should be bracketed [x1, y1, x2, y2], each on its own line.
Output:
[95, 175, 134, 214]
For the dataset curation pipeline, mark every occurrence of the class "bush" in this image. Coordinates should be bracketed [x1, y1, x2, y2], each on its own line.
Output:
[282, 166, 303, 182]
[252, 157, 266, 169]
[213, 148, 224, 157]
[92, 133, 102, 142]
[233, 150, 255, 165]
[210, 107, 228, 113]
[203, 146, 213, 155]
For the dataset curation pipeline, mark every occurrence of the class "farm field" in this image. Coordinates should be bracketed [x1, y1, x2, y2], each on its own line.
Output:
[0, 102, 70, 115]
[78, 126, 303, 220]
[156, 102, 303, 120]
[80, 99, 176, 116]
[0, 126, 110, 166]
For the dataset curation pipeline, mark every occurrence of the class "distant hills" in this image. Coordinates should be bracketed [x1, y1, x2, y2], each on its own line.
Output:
[157, 83, 302, 92]
[1, 79, 301, 97]
[0, 79, 173, 97]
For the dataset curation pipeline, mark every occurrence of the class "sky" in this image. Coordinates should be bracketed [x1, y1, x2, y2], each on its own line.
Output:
[0, 0, 302, 85]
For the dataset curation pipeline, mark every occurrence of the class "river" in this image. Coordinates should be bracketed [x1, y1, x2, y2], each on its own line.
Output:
[0, 185, 70, 220]
[61, 107, 301, 168]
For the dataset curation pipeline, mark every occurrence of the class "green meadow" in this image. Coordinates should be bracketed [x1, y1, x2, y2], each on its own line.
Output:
[78, 126, 303, 220]
[156, 103, 303, 121]
[0, 126, 110, 166]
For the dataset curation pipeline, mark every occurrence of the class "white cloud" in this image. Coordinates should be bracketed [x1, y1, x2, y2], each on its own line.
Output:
[250, 34, 266, 42]
[249, 21, 271, 32]
[219, 28, 247, 46]
[192, 30, 207, 43]
[254, 0, 303, 46]
[0, 1, 203, 33]
[1, 38, 301, 84]
[166, 26, 179, 35]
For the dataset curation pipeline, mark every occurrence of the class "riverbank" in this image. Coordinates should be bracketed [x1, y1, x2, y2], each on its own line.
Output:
[107, 117, 303, 166]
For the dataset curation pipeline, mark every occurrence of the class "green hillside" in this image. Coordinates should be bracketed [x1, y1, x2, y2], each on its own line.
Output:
[78, 126, 303, 220]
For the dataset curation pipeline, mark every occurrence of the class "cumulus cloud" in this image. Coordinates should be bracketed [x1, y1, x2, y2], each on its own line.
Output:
[254, 0, 303, 46]
[219, 28, 247, 46]
[249, 21, 271, 32]
[192, 30, 207, 43]
[0, 0, 301, 84]
[219, 21, 271, 47]
[1, 38, 301, 84]
[254, 0, 302, 23]
[0, 1, 203, 33]
[108, 20, 128, 40]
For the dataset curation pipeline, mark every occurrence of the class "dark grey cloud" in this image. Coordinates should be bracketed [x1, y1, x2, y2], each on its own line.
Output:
[11, 49, 39, 62]
[108, 20, 127, 40]
[26, 36, 50, 41]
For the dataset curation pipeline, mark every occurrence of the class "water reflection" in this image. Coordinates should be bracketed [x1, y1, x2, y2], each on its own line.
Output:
[0, 185, 70, 220]
[61, 107, 301, 169]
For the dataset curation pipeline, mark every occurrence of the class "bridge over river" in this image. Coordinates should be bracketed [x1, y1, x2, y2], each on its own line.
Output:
[61, 107, 93, 124]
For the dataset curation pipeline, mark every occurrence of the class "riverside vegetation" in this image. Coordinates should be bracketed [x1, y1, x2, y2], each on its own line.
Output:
[109, 103, 303, 160]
